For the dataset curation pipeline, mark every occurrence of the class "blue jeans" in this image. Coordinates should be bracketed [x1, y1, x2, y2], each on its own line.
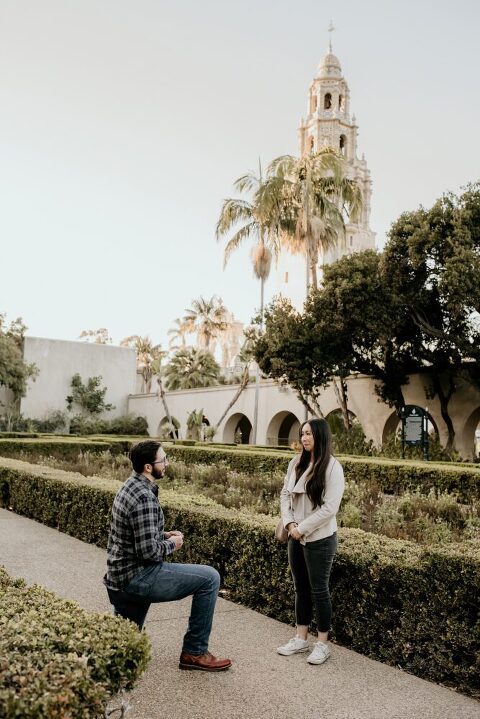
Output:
[288, 533, 337, 633]
[124, 562, 220, 655]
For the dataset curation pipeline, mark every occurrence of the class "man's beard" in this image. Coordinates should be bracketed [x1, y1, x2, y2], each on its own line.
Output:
[151, 466, 164, 480]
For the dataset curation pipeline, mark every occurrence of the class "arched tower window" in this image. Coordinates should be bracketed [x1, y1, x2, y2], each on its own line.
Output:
[308, 136, 315, 154]
[338, 94, 344, 111]
[310, 94, 318, 113]
[324, 93, 332, 110]
[339, 134, 347, 156]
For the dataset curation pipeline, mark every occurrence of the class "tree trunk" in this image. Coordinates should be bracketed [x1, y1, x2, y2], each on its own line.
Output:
[432, 372, 456, 451]
[332, 377, 350, 431]
[157, 375, 178, 439]
[297, 390, 324, 419]
[252, 275, 264, 444]
[213, 365, 250, 435]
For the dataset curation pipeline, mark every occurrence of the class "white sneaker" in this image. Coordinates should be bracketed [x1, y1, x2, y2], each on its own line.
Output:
[307, 641, 331, 665]
[277, 636, 309, 656]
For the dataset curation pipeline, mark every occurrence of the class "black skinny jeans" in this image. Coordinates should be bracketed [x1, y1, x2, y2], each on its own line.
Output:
[287, 532, 337, 633]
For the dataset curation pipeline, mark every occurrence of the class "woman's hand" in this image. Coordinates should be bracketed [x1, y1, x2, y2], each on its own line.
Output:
[289, 524, 303, 541]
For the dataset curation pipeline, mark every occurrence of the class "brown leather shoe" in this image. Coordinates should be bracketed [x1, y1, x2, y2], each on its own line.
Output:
[179, 650, 232, 672]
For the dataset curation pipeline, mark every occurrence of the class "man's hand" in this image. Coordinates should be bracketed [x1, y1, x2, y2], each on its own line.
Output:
[165, 530, 184, 551]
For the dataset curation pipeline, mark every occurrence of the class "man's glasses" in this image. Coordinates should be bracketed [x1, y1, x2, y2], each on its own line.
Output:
[152, 457, 168, 466]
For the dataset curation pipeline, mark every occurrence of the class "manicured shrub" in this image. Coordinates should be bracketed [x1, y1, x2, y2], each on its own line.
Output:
[0, 437, 124, 462]
[0, 456, 478, 697]
[70, 414, 149, 436]
[164, 444, 480, 502]
[0, 565, 150, 718]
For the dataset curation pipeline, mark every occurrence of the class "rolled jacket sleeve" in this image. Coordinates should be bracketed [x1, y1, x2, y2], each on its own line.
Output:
[297, 460, 345, 539]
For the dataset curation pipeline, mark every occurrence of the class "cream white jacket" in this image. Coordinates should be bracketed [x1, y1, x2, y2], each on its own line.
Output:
[280, 455, 345, 544]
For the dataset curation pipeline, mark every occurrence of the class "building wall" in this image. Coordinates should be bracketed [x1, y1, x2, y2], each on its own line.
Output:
[20, 337, 137, 420]
[128, 373, 480, 458]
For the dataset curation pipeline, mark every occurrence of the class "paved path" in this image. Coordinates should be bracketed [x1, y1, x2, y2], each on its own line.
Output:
[0, 508, 478, 719]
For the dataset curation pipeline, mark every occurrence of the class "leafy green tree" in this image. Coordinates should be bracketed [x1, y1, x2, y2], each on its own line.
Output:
[66, 374, 114, 416]
[183, 296, 228, 351]
[251, 250, 419, 423]
[382, 183, 480, 449]
[0, 314, 38, 418]
[164, 348, 221, 390]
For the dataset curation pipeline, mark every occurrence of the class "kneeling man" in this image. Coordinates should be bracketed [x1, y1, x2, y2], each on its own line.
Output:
[104, 440, 231, 672]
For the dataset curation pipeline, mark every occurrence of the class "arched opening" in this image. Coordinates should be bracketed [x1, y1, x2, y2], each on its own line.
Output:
[338, 94, 344, 111]
[324, 93, 332, 110]
[326, 409, 357, 433]
[339, 134, 347, 156]
[461, 407, 480, 459]
[223, 412, 252, 444]
[326, 409, 364, 452]
[158, 415, 180, 440]
[266, 411, 301, 447]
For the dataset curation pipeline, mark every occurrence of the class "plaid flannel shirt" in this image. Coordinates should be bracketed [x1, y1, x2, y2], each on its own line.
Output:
[104, 471, 176, 591]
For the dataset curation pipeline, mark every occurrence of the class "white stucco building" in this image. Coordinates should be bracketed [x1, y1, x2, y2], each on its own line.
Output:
[19, 337, 136, 420]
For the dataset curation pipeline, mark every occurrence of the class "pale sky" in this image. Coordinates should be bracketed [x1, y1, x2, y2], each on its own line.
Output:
[1, 0, 479, 349]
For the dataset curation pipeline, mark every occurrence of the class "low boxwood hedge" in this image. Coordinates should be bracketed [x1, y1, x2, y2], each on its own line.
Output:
[0, 437, 125, 461]
[0, 456, 478, 697]
[0, 565, 150, 718]
[164, 444, 480, 502]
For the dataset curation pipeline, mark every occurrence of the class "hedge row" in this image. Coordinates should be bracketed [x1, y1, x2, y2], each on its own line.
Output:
[0, 565, 150, 718]
[0, 437, 129, 461]
[0, 456, 478, 697]
[164, 444, 480, 502]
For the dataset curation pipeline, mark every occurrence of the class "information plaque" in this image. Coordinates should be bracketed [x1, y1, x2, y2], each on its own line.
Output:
[400, 405, 429, 461]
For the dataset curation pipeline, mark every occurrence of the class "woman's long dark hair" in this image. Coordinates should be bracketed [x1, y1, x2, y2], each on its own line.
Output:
[295, 418, 333, 509]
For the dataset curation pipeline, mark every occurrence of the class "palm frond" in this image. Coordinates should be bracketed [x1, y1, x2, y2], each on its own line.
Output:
[216, 198, 254, 238]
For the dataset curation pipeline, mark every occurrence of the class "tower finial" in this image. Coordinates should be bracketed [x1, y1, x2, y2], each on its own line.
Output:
[328, 20, 336, 53]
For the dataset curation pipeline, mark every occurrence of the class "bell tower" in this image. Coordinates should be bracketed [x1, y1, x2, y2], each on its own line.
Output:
[297, 38, 375, 263]
[276, 34, 376, 307]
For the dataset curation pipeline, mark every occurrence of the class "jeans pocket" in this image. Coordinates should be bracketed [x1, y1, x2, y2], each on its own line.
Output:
[126, 564, 159, 596]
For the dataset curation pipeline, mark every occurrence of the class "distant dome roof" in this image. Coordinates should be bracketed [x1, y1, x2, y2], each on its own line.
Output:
[317, 52, 342, 78]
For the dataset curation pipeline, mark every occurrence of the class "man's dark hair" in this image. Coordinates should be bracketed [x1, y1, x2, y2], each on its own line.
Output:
[129, 440, 162, 473]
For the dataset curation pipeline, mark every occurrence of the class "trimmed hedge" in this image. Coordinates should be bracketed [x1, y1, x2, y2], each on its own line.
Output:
[0, 437, 126, 461]
[164, 444, 480, 502]
[0, 565, 150, 718]
[0, 457, 478, 697]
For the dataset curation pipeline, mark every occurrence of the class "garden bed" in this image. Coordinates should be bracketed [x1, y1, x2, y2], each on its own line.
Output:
[0, 564, 150, 718]
[0, 456, 478, 698]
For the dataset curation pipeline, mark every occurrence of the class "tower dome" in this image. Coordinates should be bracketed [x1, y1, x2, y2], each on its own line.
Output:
[317, 52, 342, 78]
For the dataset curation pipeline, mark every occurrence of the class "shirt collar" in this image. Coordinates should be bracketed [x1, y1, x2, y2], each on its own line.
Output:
[132, 471, 159, 496]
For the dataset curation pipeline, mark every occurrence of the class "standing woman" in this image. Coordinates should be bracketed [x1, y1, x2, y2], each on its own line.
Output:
[277, 418, 345, 665]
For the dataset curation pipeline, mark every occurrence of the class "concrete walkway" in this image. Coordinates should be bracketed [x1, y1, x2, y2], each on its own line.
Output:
[0, 508, 478, 719]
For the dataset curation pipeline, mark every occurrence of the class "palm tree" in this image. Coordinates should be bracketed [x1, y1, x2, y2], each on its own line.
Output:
[167, 317, 193, 351]
[183, 296, 228, 351]
[164, 348, 221, 390]
[120, 335, 163, 393]
[216, 163, 284, 443]
[268, 148, 362, 290]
